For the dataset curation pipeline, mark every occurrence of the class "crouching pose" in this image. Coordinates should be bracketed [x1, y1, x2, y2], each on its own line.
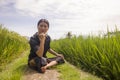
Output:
[28, 19, 65, 73]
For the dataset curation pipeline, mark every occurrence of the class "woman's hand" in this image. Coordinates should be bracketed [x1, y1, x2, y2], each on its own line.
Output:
[48, 49, 65, 59]
[57, 54, 64, 59]
[38, 33, 46, 41]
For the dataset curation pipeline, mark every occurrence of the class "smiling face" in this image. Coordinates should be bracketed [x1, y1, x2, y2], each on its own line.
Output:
[37, 21, 49, 34]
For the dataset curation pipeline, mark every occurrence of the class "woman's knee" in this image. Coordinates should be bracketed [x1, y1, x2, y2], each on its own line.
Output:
[56, 56, 65, 64]
[29, 59, 36, 67]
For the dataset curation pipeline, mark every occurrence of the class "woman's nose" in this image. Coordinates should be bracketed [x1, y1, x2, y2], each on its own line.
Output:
[41, 26, 45, 29]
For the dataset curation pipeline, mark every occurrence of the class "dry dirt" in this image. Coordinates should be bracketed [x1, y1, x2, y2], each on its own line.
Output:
[22, 67, 60, 80]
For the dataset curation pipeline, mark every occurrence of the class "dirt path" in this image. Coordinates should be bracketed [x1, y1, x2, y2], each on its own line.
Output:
[22, 67, 60, 80]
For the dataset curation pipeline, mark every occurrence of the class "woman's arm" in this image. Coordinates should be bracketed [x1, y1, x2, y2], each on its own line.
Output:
[36, 33, 46, 57]
[48, 48, 64, 59]
[36, 40, 45, 57]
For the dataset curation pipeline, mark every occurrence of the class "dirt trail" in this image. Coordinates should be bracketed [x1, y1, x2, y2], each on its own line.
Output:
[22, 67, 60, 80]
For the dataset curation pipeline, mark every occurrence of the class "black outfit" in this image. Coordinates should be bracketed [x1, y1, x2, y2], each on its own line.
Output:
[28, 32, 50, 61]
[28, 32, 65, 72]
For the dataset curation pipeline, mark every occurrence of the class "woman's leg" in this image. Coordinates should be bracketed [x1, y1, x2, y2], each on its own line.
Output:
[44, 61, 58, 68]
[29, 57, 46, 72]
[28, 58, 37, 70]
[41, 56, 65, 72]
[29, 59, 36, 66]
[41, 61, 58, 72]
[29, 56, 65, 73]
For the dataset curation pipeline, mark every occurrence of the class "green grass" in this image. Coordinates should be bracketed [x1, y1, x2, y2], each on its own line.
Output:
[47, 53, 102, 80]
[47, 53, 80, 80]
[0, 25, 29, 71]
[47, 53, 81, 80]
[56, 62, 102, 80]
[0, 51, 102, 80]
[57, 63, 81, 80]
[0, 50, 29, 80]
[51, 28, 120, 80]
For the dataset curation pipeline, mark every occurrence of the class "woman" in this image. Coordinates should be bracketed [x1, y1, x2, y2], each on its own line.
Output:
[28, 19, 65, 73]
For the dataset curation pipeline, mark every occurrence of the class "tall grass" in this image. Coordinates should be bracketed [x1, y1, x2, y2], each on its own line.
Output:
[0, 25, 29, 71]
[51, 29, 120, 80]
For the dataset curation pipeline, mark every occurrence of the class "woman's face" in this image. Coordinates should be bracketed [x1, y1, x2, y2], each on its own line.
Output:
[38, 22, 49, 34]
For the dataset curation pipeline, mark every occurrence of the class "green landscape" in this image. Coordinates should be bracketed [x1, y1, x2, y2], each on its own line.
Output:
[0, 24, 120, 80]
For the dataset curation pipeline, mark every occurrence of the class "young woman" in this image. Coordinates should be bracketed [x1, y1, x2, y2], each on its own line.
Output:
[28, 19, 65, 73]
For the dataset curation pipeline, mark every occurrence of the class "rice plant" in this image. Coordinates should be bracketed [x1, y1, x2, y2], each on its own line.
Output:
[51, 28, 120, 80]
[0, 25, 29, 71]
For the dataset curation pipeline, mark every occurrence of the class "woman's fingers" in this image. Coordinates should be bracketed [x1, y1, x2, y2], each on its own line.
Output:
[57, 54, 64, 59]
[38, 33, 46, 41]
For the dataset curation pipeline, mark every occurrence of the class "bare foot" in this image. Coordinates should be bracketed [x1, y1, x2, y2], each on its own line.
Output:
[41, 66, 46, 73]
